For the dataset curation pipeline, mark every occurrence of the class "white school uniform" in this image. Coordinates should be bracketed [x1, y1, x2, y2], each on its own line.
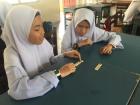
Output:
[3, 5, 59, 100]
[61, 8, 123, 52]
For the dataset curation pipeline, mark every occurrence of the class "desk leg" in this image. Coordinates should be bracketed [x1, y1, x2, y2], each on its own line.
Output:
[126, 78, 140, 105]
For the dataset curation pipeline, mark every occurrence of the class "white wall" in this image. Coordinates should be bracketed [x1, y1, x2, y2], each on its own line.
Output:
[27, 0, 60, 22]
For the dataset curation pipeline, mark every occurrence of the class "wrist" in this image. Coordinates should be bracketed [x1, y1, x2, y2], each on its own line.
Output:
[108, 44, 113, 49]
[72, 43, 79, 49]
[63, 51, 69, 57]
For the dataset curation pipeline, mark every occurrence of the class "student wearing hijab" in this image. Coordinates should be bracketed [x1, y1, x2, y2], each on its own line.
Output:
[62, 8, 124, 55]
[123, 0, 140, 24]
[3, 5, 81, 100]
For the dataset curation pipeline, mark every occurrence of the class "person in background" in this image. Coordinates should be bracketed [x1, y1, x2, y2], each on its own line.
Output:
[62, 8, 124, 55]
[3, 5, 81, 100]
[123, 0, 140, 24]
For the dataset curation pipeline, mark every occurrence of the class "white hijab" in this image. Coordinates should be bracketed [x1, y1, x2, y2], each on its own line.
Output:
[3, 5, 54, 77]
[62, 8, 99, 51]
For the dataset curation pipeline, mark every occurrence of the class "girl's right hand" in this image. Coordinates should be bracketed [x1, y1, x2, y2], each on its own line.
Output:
[64, 50, 81, 60]
[59, 63, 76, 78]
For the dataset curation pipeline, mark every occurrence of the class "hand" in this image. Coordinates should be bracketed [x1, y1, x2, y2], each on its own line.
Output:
[78, 38, 93, 47]
[64, 50, 81, 61]
[59, 63, 76, 78]
[100, 44, 113, 55]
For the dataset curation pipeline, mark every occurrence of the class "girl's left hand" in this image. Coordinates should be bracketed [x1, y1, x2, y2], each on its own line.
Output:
[78, 38, 93, 47]
[100, 44, 113, 55]
[64, 50, 81, 60]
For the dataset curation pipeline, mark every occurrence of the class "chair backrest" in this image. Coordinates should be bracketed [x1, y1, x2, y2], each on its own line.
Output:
[103, 15, 116, 31]
[103, 10, 124, 31]
[43, 21, 53, 34]
[43, 21, 58, 55]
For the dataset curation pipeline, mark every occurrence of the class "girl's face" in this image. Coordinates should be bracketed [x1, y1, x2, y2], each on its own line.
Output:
[28, 15, 44, 45]
[75, 20, 90, 36]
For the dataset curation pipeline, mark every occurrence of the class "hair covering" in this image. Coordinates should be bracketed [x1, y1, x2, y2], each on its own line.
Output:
[62, 8, 123, 52]
[74, 8, 94, 28]
[3, 5, 54, 77]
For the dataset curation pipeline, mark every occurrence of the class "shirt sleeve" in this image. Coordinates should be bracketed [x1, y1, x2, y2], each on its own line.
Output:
[6, 66, 59, 100]
[50, 54, 64, 64]
[94, 27, 124, 49]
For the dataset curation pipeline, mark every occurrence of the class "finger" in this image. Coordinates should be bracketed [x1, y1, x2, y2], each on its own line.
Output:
[68, 63, 75, 67]
[79, 55, 81, 61]
[105, 50, 110, 55]
[74, 53, 81, 60]
[73, 51, 81, 60]
[73, 67, 76, 71]
[99, 48, 104, 54]
[76, 54, 81, 61]
[70, 63, 76, 67]
[102, 48, 107, 53]
[70, 67, 76, 73]
[104, 47, 110, 53]
[108, 50, 112, 54]
[102, 49, 109, 55]
[72, 54, 78, 58]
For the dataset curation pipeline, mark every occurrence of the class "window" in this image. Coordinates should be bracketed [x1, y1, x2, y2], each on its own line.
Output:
[6, 0, 38, 4]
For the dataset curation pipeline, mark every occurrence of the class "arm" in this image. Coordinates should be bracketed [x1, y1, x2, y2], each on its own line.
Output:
[94, 27, 124, 49]
[50, 50, 81, 64]
[6, 66, 59, 100]
[50, 54, 64, 64]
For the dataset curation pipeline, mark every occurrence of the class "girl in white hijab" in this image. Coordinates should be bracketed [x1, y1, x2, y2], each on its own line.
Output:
[3, 5, 81, 100]
[62, 8, 124, 55]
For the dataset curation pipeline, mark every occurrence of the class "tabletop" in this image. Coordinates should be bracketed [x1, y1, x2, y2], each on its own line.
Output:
[0, 33, 140, 105]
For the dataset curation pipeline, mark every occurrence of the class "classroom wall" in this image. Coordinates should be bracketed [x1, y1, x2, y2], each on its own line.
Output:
[118, 0, 132, 1]
[27, 0, 60, 22]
